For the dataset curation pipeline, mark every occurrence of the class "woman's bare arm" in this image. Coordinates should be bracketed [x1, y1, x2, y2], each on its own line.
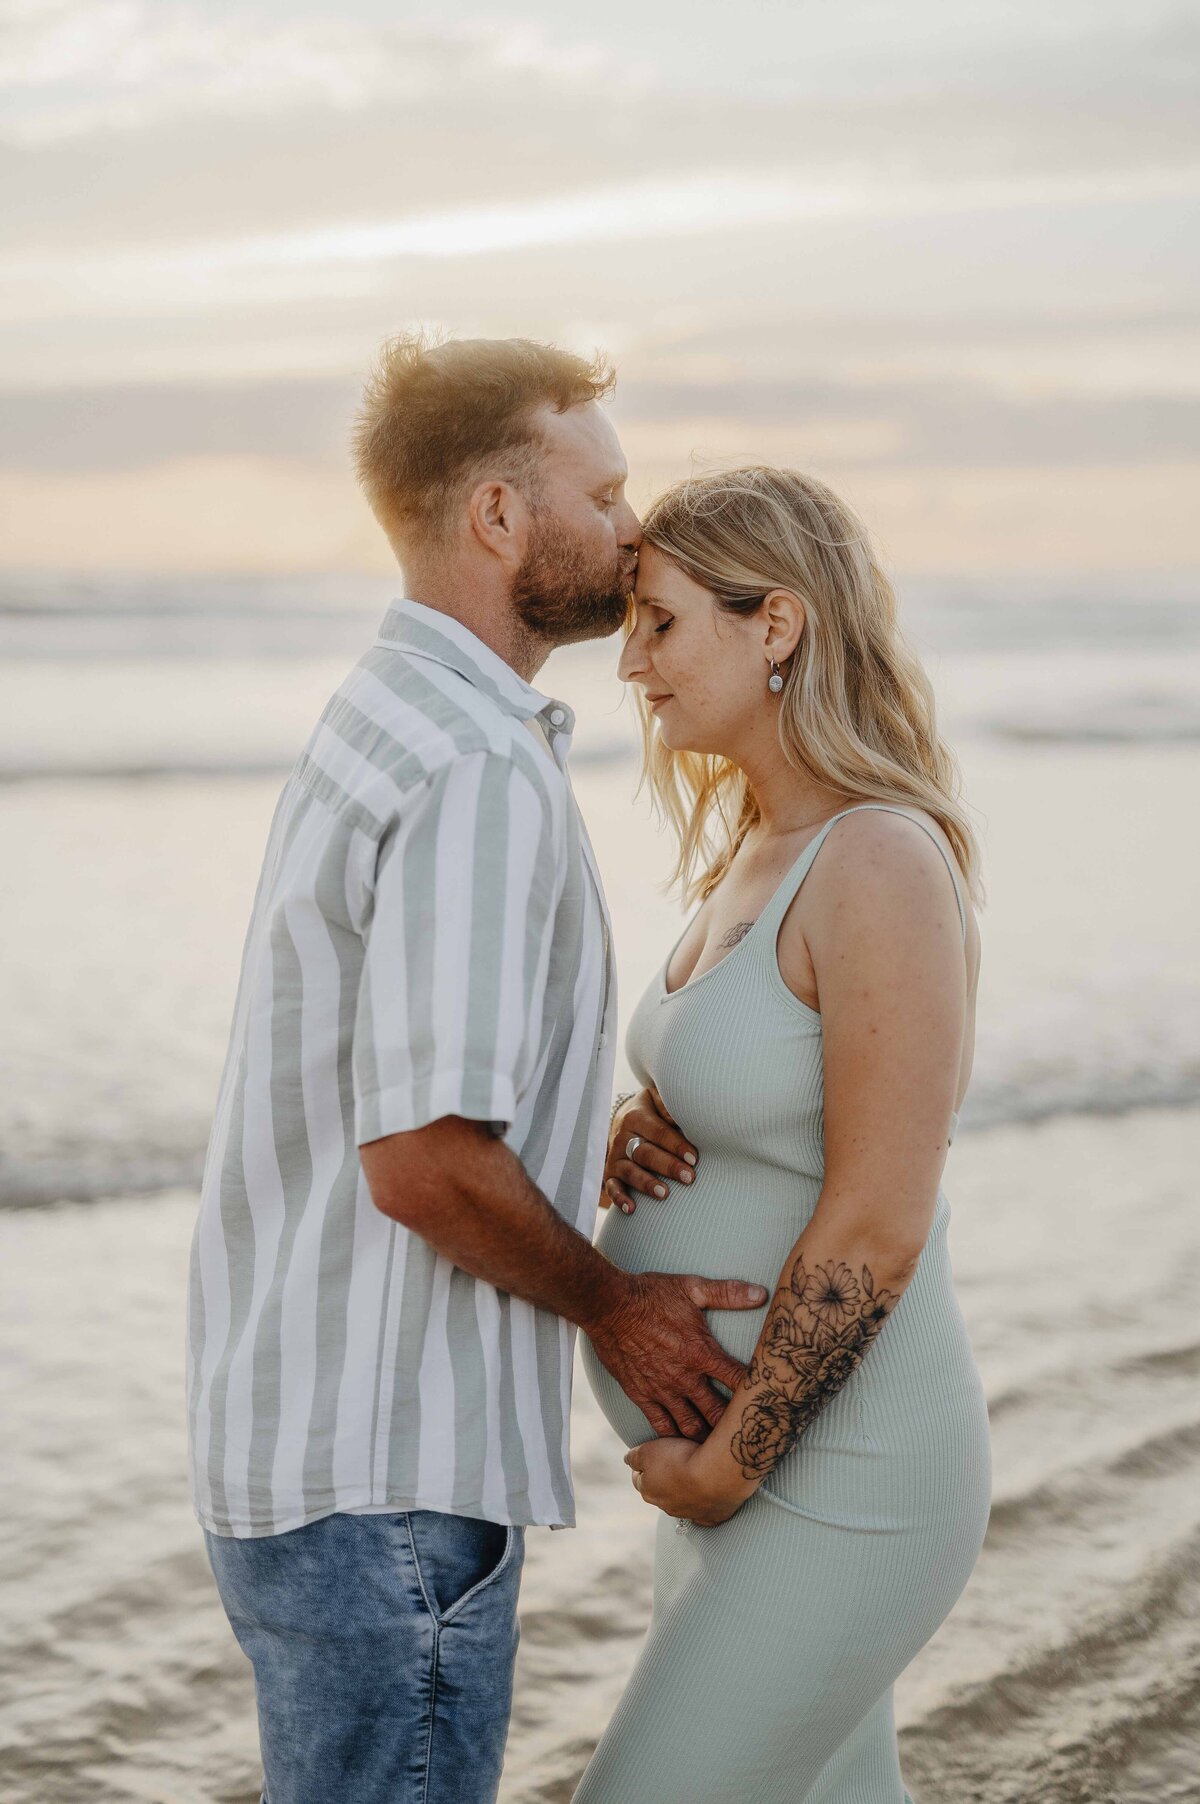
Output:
[627, 812, 969, 1521]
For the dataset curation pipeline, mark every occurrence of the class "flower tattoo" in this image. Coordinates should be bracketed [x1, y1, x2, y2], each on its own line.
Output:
[806, 1260, 861, 1322]
[730, 1254, 900, 1483]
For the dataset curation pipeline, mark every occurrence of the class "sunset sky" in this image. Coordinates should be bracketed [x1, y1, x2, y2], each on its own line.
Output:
[2, 0, 1197, 574]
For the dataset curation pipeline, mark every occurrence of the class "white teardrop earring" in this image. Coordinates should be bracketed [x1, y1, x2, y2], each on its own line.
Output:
[767, 659, 784, 694]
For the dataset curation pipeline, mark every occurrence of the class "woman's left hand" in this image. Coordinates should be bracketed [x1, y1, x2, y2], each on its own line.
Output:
[624, 1437, 743, 1528]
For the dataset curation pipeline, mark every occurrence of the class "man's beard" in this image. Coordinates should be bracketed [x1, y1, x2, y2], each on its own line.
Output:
[511, 509, 633, 646]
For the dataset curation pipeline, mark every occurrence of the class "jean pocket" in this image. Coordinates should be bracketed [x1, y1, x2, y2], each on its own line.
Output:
[406, 1512, 519, 1625]
[441, 1524, 519, 1625]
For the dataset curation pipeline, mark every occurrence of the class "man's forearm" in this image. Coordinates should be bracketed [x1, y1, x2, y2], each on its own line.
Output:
[359, 1117, 627, 1331]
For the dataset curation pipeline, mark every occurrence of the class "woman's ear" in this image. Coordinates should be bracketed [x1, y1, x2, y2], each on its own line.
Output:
[762, 588, 805, 664]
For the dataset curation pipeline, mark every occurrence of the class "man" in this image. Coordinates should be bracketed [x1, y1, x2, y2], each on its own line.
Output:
[187, 334, 767, 1804]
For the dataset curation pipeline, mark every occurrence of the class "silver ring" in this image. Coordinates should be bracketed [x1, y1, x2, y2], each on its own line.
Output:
[625, 1134, 643, 1161]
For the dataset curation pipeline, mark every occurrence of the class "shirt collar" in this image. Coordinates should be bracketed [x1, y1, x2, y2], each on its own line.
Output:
[375, 597, 576, 743]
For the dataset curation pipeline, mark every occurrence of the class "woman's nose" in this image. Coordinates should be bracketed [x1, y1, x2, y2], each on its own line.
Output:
[617, 625, 646, 685]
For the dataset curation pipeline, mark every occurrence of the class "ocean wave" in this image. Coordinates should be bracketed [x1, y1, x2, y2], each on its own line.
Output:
[5, 1085, 1196, 1212]
[0, 571, 389, 617]
[957, 1068, 1200, 1134]
[0, 759, 295, 783]
[3, 570, 1196, 646]
[986, 1338, 1200, 1427]
[0, 740, 635, 784]
[0, 1151, 205, 1211]
[987, 690, 1200, 745]
[985, 1419, 1200, 1547]
[900, 1524, 1200, 1804]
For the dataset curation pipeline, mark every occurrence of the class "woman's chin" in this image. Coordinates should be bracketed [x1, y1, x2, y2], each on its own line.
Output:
[651, 707, 687, 752]
[655, 717, 716, 756]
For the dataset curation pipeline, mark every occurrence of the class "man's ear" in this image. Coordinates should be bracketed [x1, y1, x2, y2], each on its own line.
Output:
[467, 479, 526, 569]
[763, 587, 806, 664]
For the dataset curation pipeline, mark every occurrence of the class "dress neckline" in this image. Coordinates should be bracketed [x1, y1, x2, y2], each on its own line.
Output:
[659, 906, 765, 1003]
[658, 809, 857, 1004]
[658, 801, 967, 1005]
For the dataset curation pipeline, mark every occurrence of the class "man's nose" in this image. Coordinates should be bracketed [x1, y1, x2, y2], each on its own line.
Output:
[618, 500, 643, 551]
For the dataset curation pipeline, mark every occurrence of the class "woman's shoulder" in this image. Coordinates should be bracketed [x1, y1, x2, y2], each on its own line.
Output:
[814, 803, 970, 934]
[828, 800, 957, 860]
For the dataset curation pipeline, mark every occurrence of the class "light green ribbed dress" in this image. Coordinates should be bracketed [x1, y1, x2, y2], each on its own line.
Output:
[576, 806, 992, 1804]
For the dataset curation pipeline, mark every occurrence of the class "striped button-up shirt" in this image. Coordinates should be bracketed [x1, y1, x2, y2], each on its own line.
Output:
[187, 599, 617, 1536]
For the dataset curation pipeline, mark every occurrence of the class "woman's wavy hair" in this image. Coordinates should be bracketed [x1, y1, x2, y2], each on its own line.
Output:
[631, 465, 984, 907]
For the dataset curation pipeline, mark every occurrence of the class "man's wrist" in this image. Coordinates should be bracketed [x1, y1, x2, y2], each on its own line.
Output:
[571, 1257, 635, 1339]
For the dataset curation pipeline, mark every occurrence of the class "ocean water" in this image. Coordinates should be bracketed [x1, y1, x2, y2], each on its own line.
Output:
[1, 570, 1198, 1800]
[2, 569, 1197, 1209]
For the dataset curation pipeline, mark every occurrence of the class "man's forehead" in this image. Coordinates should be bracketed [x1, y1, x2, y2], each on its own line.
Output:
[538, 399, 626, 479]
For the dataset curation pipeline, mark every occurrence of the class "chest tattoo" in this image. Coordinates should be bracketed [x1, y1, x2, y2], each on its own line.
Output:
[718, 921, 755, 949]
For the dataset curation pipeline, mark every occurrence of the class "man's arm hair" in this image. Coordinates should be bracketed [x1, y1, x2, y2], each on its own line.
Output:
[359, 1114, 625, 1333]
[361, 1114, 770, 1443]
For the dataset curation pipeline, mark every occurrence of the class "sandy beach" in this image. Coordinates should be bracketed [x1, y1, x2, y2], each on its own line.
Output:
[1, 1105, 1198, 1801]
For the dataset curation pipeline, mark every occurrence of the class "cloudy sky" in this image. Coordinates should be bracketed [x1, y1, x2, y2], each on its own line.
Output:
[1, 0, 1197, 573]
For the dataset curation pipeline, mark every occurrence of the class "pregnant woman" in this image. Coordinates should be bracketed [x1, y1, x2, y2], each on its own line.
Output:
[576, 467, 992, 1803]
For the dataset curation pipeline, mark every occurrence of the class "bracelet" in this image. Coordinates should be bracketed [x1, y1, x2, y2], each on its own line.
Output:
[609, 1090, 636, 1128]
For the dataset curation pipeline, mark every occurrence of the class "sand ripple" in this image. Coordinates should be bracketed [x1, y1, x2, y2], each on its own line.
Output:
[1, 1110, 1196, 1802]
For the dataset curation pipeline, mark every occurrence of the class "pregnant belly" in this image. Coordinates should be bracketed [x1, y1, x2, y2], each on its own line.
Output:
[581, 1153, 822, 1449]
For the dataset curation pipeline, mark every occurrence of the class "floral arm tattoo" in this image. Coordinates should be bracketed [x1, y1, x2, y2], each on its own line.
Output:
[729, 1253, 900, 1480]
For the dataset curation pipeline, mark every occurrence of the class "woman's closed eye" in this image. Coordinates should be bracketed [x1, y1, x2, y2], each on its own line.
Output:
[654, 617, 674, 635]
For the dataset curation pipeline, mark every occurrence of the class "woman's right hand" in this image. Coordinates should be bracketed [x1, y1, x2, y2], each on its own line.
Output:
[602, 1087, 699, 1215]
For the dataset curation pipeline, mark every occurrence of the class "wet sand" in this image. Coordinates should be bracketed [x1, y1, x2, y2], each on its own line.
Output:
[2, 1105, 1197, 1802]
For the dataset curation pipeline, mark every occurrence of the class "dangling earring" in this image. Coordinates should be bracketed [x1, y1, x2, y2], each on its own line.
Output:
[767, 659, 784, 694]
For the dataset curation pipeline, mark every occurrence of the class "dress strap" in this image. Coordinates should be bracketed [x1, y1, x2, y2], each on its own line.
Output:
[756, 804, 968, 942]
[754, 810, 859, 937]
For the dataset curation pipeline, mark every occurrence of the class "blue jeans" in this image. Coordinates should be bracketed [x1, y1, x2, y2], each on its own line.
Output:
[204, 1509, 525, 1804]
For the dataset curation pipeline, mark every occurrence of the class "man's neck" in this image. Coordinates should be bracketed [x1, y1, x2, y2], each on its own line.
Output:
[401, 568, 550, 684]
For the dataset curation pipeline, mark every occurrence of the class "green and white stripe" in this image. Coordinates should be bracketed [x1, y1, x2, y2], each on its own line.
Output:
[187, 599, 616, 1537]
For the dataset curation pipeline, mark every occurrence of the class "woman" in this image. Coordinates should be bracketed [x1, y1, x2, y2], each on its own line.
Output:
[575, 467, 991, 1803]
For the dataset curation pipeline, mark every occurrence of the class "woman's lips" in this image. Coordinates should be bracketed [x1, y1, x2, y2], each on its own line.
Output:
[646, 694, 672, 711]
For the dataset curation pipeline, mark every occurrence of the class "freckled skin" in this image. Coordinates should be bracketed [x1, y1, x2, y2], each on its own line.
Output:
[618, 547, 775, 760]
[609, 539, 973, 1527]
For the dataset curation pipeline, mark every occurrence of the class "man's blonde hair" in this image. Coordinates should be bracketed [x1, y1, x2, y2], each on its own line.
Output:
[353, 333, 615, 545]
[632, 465, 983, 906]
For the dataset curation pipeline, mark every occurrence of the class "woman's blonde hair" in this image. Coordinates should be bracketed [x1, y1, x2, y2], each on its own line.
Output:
[633, 465, 983, 906]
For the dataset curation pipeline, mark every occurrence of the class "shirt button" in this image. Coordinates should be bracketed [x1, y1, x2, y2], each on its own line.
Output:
[598, 1031, 608, 1048]
[549, 708, 567, 727]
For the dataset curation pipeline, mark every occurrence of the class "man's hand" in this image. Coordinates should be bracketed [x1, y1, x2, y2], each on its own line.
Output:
[360, 1120, 765, 1442]
[584, 1269, 767, 1440]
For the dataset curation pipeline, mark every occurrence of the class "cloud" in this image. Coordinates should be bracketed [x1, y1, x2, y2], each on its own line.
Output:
[622, 376, 1200, 470]
[0, 3, 640, 142]
[3, 162, 1197, 347]
[4, 367, 1197, 475]
[0, 0, 1195, 578]
[4, 452, 1197, 575]
[2, 5, 1197, 253]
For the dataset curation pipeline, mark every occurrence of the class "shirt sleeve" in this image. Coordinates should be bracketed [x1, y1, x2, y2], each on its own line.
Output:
[352, 748, 565, 1144]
